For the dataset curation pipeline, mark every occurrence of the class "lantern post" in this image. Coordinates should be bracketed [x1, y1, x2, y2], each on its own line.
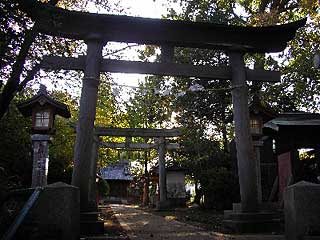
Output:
[17, 84, 71, 187]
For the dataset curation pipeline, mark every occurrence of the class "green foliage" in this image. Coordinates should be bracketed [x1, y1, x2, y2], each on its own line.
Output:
[176, 128, 239, 209]
[126, 76, 174, 129]
[200, 166, 239, 210]
[97, 178, 110, 197]
[46, 90, 78, 184]
[0, 96, 33, 190]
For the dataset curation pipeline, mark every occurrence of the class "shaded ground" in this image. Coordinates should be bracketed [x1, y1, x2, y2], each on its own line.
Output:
[111, 203, 216, 240]
[110, 204, 285, 240]
[145, 205, 224, 232]
[99, 206, 129, 239]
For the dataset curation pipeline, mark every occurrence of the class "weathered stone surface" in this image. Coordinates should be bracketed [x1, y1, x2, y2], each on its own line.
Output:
[284, 181, 320, 240]
[31, 134, 51, 187]
[25, 182, 80, 240]
[223, 210, 282, 233]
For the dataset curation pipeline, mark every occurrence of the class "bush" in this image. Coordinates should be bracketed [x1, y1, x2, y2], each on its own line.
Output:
[97, 178, 110, 197]
[200, 166, 239, 210]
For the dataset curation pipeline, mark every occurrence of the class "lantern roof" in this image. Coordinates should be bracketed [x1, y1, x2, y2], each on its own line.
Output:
[249, 95, 278, 123]
[17, 85, 71, 118]
[150, 164, 185, 175]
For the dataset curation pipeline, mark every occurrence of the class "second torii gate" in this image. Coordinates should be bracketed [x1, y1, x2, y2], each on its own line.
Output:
[92, 127, 181, 208]
[18, 0, 305, 220]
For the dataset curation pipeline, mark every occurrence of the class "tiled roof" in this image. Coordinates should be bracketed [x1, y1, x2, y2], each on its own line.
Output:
[264, 112, 320, 131]
[100, 161, 133, 181]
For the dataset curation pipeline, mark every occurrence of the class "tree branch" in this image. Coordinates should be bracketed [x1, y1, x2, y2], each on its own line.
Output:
[259, 0, 271, 12]
[17, 63, 41, 91]
[0, 27, 38, 119]
[0, 0, 59, 119]
[271, 0, 281, 11]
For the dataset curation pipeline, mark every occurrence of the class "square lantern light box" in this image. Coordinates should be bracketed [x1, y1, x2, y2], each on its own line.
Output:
[18, 84, 71, 135]
[249, 96, 278, 140]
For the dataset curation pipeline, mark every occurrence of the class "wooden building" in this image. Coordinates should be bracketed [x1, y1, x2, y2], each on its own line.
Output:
[264, 112, 320, 201]
[99, 160, 133, 202]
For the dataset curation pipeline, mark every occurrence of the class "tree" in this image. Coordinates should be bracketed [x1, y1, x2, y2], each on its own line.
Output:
[175, 127, 239, 209]
[166, 0, 320, 112]
[47, 90, 79, 184]
[151, 0, 320, 209]
[0, 0, 58, 119]
[124, 77, 175, 205]
[0, 89, 34, 192]
[0, 0, 124, 120]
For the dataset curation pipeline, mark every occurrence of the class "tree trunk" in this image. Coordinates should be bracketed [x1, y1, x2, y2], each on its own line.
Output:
[0, 0, 59, 120]
[0, 28, 37, 119]
[221, 106, 229, 152]
[194, 180, 202, 205]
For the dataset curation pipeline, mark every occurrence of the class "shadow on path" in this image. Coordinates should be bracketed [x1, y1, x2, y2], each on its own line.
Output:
[110, 204, 285, 240]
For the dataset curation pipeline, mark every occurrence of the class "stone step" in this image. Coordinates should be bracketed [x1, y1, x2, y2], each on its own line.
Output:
[224, 210, 282, 221]
[81, 235, 128, 240]
[223, 218, 282, 233]
[80, 220, 105, 236]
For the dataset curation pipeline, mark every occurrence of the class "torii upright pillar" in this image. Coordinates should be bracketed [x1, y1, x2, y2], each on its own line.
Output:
[229, 51, 258, 212]
[158, 137, 167, 209]
[72, 36, 104, 212]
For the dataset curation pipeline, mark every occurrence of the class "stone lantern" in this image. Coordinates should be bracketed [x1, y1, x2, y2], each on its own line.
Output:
[250, 114, 263, 137]
[249, 96, 277, 202]
[17, 84, 71, 187]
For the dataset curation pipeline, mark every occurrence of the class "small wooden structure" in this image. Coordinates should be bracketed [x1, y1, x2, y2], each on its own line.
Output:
[264, 112, 320, 201]
[99, 160, 133, 202]
[149, 165, 186, 208]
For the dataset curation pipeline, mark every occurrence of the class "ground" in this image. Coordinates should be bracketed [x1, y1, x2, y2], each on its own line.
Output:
[144, 205, 224, 232]
[98, 203, 285, 240]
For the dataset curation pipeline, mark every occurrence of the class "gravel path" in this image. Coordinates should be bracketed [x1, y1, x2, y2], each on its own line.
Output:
[110, 204, 285, 240]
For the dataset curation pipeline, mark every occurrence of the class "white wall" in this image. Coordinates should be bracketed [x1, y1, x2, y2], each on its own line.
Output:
[166, 171, 186, 198]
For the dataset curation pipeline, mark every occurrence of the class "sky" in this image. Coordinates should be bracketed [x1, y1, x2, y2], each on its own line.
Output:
[85, 0, 178, 101]
[38, 1, 176, 99]
[88, 0, 171, 18]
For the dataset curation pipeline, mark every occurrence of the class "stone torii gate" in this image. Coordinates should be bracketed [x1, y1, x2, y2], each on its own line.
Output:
[93, 127, 181, 208]
[18, 0, 305, 221]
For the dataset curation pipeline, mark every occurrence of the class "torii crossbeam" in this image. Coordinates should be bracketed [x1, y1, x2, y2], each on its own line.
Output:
[95, 127, 181, 206]
[17, 0, 305, 214]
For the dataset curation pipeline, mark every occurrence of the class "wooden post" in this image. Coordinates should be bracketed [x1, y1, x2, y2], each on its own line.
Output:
[88, 136, 99, 210]
[142, 138, 149, 206]
[253, 140, 263, 203]
[72, 36, 103, 212]
[158, 137, 167, 207]
[229, 51, 258, 212]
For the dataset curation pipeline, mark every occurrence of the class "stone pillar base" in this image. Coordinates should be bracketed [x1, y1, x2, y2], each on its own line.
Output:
[156, 200, 171, 211]
[80, 211, 104, 236]
[18, 182, 80, 240]
[223, 202, 282, 233]
[284, 181, 320, 240]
